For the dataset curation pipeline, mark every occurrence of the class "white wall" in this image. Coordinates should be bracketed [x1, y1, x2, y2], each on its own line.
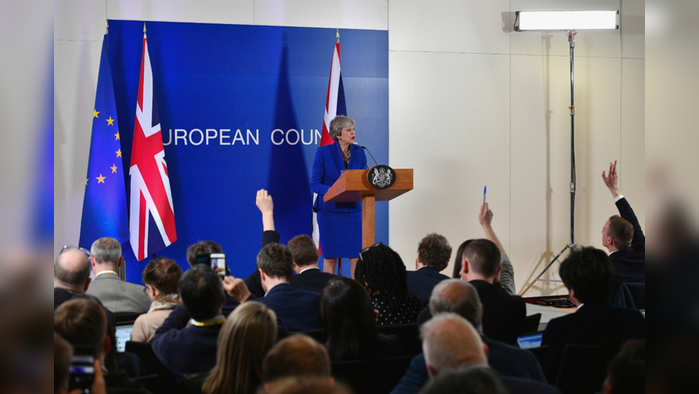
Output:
[645, 0, 699, 220]
[55, 0, 645, 295]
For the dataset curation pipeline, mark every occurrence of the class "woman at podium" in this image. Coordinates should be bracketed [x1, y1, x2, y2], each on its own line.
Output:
[311, 115, 367, 278]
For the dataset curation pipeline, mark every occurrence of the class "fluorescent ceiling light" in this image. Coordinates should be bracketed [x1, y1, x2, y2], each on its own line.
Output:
[515, 10, 619, 31]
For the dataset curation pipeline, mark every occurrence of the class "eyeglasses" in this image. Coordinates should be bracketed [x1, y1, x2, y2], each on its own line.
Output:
[60, 245, 90, 257]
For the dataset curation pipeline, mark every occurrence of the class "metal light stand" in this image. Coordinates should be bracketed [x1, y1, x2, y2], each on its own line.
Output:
[521, 31, 577, 296]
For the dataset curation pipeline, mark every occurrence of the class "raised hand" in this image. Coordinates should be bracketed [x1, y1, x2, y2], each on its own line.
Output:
[479, 202, 493, 228]
[601, 160, 621, 197]
[256, 189, 274, 214]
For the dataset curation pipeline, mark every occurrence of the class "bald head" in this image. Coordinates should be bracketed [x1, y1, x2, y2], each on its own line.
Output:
[429, 279, 483, 331]
[263, 334, 331, 382]
[421, 313, 487, 377]
[54, 248, 91, 291]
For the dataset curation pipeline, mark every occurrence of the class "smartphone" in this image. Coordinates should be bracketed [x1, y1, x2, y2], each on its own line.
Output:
[68, 354, 95, 393]
[210, 253, 226, 277]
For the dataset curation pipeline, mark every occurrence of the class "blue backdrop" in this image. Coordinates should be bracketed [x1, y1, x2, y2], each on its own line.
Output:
[105, 20, 388, 283]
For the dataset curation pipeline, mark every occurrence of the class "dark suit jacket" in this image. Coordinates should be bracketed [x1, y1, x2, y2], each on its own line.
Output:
[291, 267, 335, 293]
[609, 197, 645, 282]
[501, 375, 561, 394]
[151, 306, 222, 376]
[258, 283, 321, 332]
[470, 280, 526, 345]
[541, 303, 645, 381]
[406, 266, 449, 304]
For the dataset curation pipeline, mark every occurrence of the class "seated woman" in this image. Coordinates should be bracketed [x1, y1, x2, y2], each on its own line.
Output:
[130, 257, 182, 343]
[321, 277, 401, 361]
[354, 243, 422, 326]
[202, 301, 278, 394]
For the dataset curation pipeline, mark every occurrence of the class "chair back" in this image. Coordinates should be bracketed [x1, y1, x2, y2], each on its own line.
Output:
[332, 355, 413, 394]
[555, 344, 617, 394]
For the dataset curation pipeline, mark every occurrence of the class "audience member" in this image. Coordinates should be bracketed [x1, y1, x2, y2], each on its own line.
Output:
[257, 242, 322, 332]
[289, 234, 335, 293]
[321, 277, 401, 361]
[152, 265, 225, 376]
[420, 314, 559, 394]
[262, 334, 331, 382]
[260, 377, 352, 394]
[601, 161, 645, 283]
[542, 247, 645, 381]
[202, 301, 278, 394]
[457, 238, 525, 344]
[86, 237, 151, 313]
[187, 240, 223, 267]
[54, 246, 93, 308]
[395, 279, 545, 393]
[355, 243, 422, 326]
[130, 257, 181, 343]
[55, 298, 147, 393]
[451, 203, 516, 295]
[54, 333, 73, 394]
[406, 233, 451, 304]
[245, 189, 283, 298]
[603, 339, 645, 394]
[419, 366, 508, 394]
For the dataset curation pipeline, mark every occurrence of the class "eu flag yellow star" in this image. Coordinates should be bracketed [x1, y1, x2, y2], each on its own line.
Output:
[114, 132, 120, 140]
[110, 164, 118, 173]
[106, 116, 115, 126]
[116, 149, 122, 157]
[96, 174, 106, 183]
[93, 109, 100, 118]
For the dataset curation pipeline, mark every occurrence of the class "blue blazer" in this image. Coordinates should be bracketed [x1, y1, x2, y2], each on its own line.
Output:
[406, 267, 450, 304]
[258, 283, 321, 332]
[311, 142, 367, 212]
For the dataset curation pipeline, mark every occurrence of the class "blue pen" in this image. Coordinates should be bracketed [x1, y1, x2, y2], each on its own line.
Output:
[483, 185, 487, 204]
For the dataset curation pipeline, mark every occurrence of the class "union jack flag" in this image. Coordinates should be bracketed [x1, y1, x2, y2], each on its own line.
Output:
[129, 31, 177, 261]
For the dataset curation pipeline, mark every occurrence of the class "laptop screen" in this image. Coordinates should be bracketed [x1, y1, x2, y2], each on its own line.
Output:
[517, 332, 543, 349]
[115, 325, 133, 352]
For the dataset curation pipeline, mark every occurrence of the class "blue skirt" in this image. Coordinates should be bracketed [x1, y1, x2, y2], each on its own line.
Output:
[318, 209, 362, 258]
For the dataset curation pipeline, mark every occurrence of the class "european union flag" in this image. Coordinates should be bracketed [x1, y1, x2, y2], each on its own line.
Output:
[79, 33, 128, 249]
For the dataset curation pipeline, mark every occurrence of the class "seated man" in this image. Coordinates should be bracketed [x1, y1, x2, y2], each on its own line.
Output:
[458, 238, 525, 344]
[392, 280, 545, 394]
[86, 237, 151, 314]
[601, 161, 645, 288]
[54, 246, 92, 309]
[406, 233, 451, 304]
[420, 314, 559, 394]
[262, 334, 331, 382]
[152, 265, 225, 376]
[542, 247, 646, 382]
[289, 234, 335, 293]
[257, 243, 322, 332]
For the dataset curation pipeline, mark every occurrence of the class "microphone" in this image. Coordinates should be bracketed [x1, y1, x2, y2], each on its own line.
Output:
[359, 145, 379, 167]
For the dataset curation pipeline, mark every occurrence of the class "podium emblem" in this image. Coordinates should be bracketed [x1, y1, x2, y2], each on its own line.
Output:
[368, 165, 396, 189]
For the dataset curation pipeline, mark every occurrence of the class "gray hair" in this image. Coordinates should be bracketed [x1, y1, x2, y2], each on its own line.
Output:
[328, 115, 354, 141]
[421, 313, 487, 375]
[90, 237, 122, 266]
[429, 279, 483, 331]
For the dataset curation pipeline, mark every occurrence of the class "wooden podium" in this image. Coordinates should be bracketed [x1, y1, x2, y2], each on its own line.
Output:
[324, 169, 413, 248]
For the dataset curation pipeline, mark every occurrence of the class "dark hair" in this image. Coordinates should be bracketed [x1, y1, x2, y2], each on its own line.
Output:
[54, 298, 107, 358]
[187, 240, 223, 266]
[418, 233, 452, 272]
[263, 334, 331, 382]
[461, 239, 501, 278]
[320, 277, 378, 361]
[288, 235, 319, 267]
[54, 249, 91, 288]
[355, 243, 408, 298]
[260, 376, 352, 394]
[452, 240, 471, 278]
[143, 257, 182, 296]
[257, 243, 293, 280]
[419, 366, 508, 394]
[559, 246, 611, 304]
[607, 215, 634, 249]
[178, 265, 223, 321]
[54, 333, 73, 392]
[607, 339, 645, 394]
